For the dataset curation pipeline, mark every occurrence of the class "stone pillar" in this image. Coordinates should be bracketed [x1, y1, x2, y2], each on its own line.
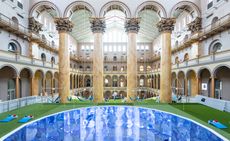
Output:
[42, 77, 46, 96]
[15, 76, 20, 98]
[125, 18, 140, 102]
[30, 76, 34, 96]
[197, 77, 201, 95]
[54, 18, 73, 103]
[51, 77, 54, 97]
[211, 76, 215, 98]
[157, 18, 175, 103]
[90, 18, 106, 103]
[185, 78, 188, 96]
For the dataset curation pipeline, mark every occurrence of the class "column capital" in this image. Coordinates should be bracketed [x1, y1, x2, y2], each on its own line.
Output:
[157, 18, 175, 33]
[125, 18, 140, 33]
[54, 18, 74, 33]
[28, 17, 43, 33]
[187, 17, 202, 33]
[90, 18, 106, 33]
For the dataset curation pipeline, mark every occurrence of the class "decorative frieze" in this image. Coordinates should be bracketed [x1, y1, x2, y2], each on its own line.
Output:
[125, 18, 140, 33]
[187, 17, 202, 33]
[28, 17, 43, 33]
[90, 18, 106, 33]
[54, 18, 74, 32]
[157, 18, 175, 33]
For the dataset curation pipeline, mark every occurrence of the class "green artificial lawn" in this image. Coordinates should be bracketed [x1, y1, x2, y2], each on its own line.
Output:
[0, 100, 230, 139]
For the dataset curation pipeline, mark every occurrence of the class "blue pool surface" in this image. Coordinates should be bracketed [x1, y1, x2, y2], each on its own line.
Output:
[1, 106, 227, 141]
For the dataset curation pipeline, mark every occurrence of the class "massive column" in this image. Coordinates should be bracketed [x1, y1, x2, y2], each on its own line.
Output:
[54, 18, 73, 103]
[125, 18, 140, 102]
[15, 76, 20, 98]
[90, 18, 106, 103]
[157, 18, 175, 103]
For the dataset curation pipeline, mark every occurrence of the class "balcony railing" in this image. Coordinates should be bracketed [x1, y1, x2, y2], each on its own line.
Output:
[171, 49, 230, 70]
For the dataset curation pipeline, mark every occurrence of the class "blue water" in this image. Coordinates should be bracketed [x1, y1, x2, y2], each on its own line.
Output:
[2, 106, 226, 141]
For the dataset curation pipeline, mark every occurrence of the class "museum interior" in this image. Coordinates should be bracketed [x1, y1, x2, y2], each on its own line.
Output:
[0, 0, 230, 140]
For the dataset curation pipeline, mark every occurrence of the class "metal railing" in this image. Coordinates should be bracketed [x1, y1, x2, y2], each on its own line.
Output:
[0, 96, 50, 114]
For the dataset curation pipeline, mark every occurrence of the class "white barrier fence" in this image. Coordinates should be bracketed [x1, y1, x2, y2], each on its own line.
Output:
[182, 95, 230, 113]
[0, 96, 51, 114]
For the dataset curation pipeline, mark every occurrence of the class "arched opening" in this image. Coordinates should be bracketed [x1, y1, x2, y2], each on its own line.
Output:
[211, 17, 218, 28]
[8, 41, 21, 54]
[0, 66, 17, 101]
[112, 75, 118, 87]
[34, 70, 44, 96]
[84, 75, 91, 87]
[187, 70, 198, 97]
[214, 66, 230, 100]
[104, 75, 111, 87]
[199, 68, 211, 97]
[41, 53, 46, 62]
[119, 75, 126, 87]
[45, 71, 52, 95]
[30, 2, 60, 46]
[178, 71, 185, 96]
[184, 53, 189, 62]
[113, 56, 117, 61]
[51, 57, 55, 64]
[20, 68, 32, 98]
[139, 65, 144, 72]
[139, 75, 145, 87]
[12, 17, 19, 28]
[175, 56, 179, 64]
[209, 41, 222, 55]
[104, 91, 111, 99]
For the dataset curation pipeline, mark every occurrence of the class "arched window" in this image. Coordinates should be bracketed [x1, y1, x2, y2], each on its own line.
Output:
[113, 56, 117, 61]
[184, 53, 189, 62]
[211, 17, 218, 28]
[175, 56, 179, 64]
[140, 79, 144, 87]
[184, 35, 189, 41]
[42, 34, 46, 42]
[41, 53, 46, 61]
[113, 66, 117, 71]
[86, 66, 91, 71]
[12, 17, 19, 27]
[104, 56, 108, 61]
[140, 66, 144, 72]
[51, 57, 55, 64]
[8, 42, 17, 53]
[209, 41, 222, 54]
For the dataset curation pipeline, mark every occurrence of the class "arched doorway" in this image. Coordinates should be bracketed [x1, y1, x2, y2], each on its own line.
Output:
[214, 66, 230, 100]
[20, 68, 32, 97]
[178, 71, 185, 96]
[45, 71, 53, 95]
[112, 75, 118, 87]
[0, 66, 17, 101]
[198, 68, 211, 97]
[34, 70, 44, 96]
[187, 70, 198, 97]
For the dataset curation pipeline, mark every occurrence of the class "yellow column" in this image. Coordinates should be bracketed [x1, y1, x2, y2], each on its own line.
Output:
[157, 18, 175, 103]
[30, 76, 34, 96]
[125, 18, 140, 102]
[15, 76, 20, 98]
[211, 76, 215, 98]
[185, 78, 188, 96]
[51, 77, 54, 97]
[55, 18, 73, 103]
[90, 18, 106, 103]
